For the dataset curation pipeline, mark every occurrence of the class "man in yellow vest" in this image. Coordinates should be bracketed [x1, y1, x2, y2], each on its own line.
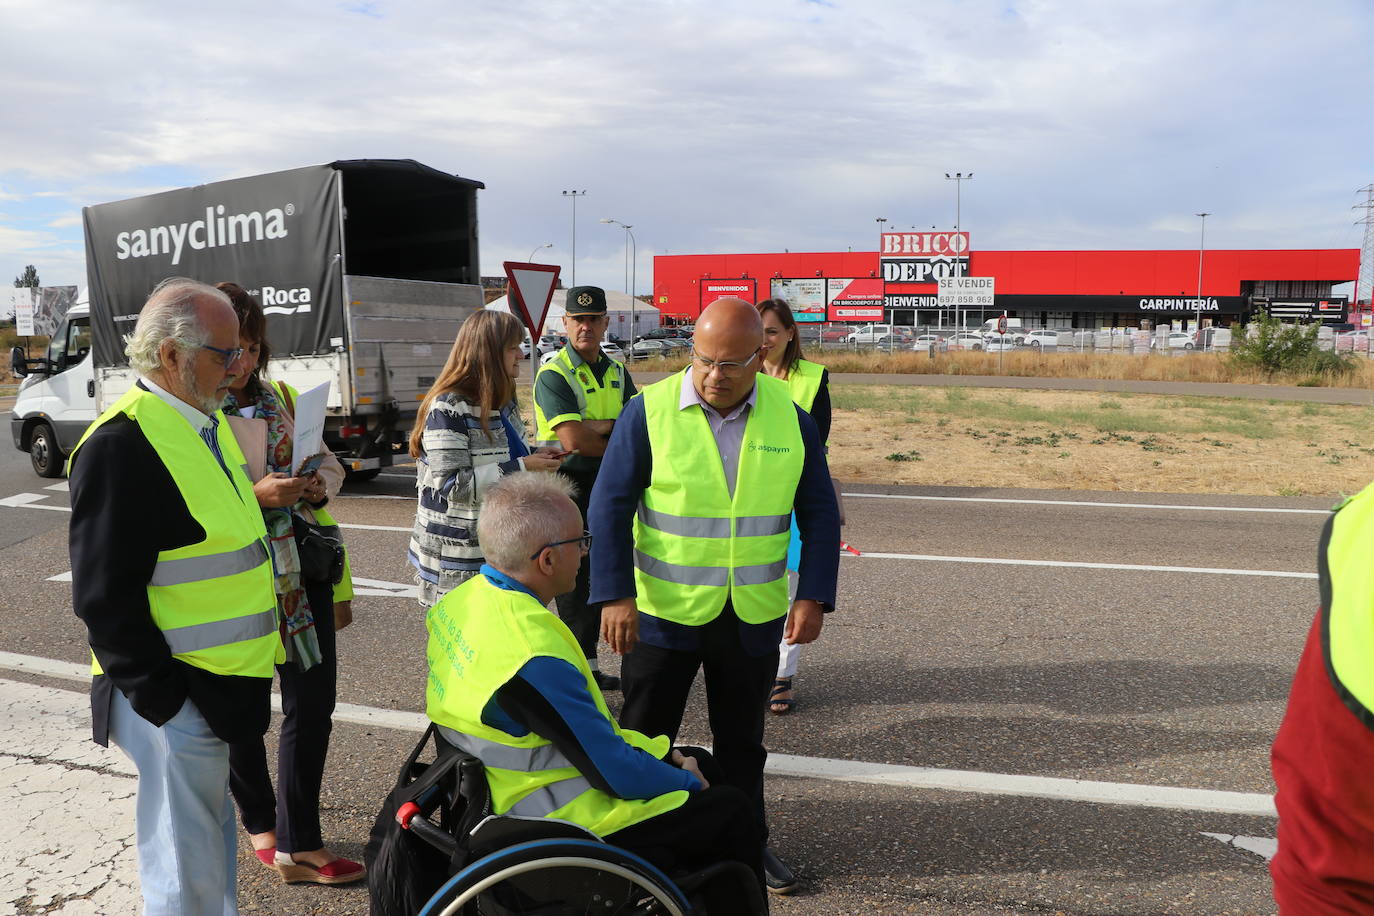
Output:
[69, 278, 279, 916]
[532, 286, 636, 691]
[425, 472, 765, 898]
[588, 297, 841, 894]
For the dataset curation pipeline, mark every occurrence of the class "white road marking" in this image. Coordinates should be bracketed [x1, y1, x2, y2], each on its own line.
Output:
[845, 492, 1329, 515]
[350, 576, 420, 599]
[336, 493, 413, 500]
[338, 521, 410, 532]
[0, 651, 1277, 817]
[0, 492, 68, 511]
[1201, 832, 1278, 860]
[44, 481, 69, 492]
[46, 571, 72, 582]
[851, 551, 1316, 580]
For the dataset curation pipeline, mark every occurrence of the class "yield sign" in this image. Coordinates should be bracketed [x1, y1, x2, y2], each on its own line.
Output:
[502, 261, 562, 342]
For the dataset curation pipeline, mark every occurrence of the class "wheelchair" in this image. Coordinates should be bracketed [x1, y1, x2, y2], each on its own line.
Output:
[368, 725, 767, 916]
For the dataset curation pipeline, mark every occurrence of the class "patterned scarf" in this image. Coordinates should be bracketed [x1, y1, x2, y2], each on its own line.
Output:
[226, 380, 322, 671]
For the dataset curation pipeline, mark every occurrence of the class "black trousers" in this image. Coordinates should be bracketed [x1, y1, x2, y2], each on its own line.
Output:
[228, 580, 338, 853]
[555, 467, 602, 660]
[617, 606, 778, 842]
[606, 749, 765, 904]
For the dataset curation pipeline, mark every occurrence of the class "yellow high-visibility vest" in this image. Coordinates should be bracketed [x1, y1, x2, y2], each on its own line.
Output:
[426, 574, 688, 835]
[633, 371, 803, 626]
[533, 346, 627, 446]
[70, 386, 280, 678]
[1323, 483, 1374, 721]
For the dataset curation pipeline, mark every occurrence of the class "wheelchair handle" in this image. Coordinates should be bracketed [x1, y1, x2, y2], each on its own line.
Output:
[399, 802, 459, 858]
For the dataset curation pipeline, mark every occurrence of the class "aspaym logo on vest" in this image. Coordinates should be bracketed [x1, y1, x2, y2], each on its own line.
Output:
[747, 442, 792, 454]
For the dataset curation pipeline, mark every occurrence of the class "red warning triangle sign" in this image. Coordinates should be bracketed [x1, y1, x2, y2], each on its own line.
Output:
[502, 261, 562, 342]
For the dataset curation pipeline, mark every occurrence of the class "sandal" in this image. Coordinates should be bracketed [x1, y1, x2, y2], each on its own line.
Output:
[274, 851, 367, 885]
[769, 678, 795, 716]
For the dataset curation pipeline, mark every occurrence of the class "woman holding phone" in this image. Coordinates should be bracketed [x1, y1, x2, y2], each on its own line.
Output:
[408, 308, 565, 609]
[218, 282, 365, 886]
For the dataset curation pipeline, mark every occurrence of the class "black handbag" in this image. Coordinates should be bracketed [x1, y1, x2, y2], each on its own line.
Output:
[292, 513, 345, 585]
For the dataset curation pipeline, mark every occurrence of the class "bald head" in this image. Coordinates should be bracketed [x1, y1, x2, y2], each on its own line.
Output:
[695, 298, 763, 353]
[689, 298, 764, 414]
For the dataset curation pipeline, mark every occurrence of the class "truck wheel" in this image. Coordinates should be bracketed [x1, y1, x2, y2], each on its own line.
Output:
[30, 422, 64, 478]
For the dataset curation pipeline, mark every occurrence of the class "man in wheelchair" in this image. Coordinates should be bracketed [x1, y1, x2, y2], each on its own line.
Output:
[419, 472, 766, 908]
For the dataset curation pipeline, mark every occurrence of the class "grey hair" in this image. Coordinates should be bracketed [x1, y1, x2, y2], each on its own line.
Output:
[124, 278, 230, 374]
[477, 472, 579, 572]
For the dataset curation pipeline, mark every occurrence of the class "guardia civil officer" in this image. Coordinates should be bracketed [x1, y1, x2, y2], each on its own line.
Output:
[588, 297, 841, 894]
[69, 278, 280, 916]
[1271, 481, 1374, 912]
[532, 286, 636, 691]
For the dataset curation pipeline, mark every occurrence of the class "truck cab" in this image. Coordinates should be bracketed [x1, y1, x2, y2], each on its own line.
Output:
[9, 300, 97, 477]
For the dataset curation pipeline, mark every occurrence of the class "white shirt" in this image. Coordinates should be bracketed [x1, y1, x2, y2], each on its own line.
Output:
[678, 368, 757, 497]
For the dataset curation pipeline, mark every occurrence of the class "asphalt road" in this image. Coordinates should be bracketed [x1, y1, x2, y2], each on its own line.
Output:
[0, 439, 1330, 914]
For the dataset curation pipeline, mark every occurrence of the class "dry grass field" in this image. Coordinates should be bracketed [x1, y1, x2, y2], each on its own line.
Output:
[655, 348, 1374, 388]
[827, 384, 1374, 497]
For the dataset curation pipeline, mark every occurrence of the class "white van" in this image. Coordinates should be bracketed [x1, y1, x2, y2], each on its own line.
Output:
[10, 298, 97, 477]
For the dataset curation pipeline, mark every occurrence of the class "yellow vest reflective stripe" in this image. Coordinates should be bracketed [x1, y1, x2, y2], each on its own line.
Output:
[533, 347, 627, 445]
[1323, 483, 1374, 719]
[786, 358, 824, 414]
[633, 372, 803, 625]
[425, 574, 687, 834]
[71, 386, 279, 678]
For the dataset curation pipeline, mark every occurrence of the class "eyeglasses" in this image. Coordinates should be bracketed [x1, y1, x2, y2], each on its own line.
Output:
[530, 530, 593, 560]
[691, 348, 759, 378]
[201, 343, 245, 370]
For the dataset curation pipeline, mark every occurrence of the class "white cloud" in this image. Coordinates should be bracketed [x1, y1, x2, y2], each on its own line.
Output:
[0, 0, 1371, 293]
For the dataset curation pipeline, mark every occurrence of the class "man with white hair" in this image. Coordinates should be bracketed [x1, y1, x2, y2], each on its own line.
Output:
[68, 277, 279, 916]
[424, 472, 765, 897]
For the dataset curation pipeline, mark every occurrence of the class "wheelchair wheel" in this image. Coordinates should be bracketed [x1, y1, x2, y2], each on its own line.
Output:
[418, 838, 692, 916]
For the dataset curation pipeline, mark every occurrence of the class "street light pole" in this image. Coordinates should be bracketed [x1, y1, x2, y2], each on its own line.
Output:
[945, 172, 973, 332]
[528, 242, 553, 262]
[875, 218, 888, 325]
[1195, 212, 1210, 346]
[601, 218, 637, 342]
[562, 190, 586, 286]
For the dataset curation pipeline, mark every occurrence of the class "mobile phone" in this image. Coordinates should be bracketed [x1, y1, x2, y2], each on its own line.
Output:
[296, 453, 326, 477]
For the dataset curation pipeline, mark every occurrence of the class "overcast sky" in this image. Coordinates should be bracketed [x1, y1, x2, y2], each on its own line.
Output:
[2, 0, 1371, 301]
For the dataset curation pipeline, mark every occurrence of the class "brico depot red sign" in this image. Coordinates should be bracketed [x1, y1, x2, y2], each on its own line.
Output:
[826, 278, 885, 321]
[880, 231, 969, 257]
[699, 279, 757, 309]
[880, 231, 971, 284]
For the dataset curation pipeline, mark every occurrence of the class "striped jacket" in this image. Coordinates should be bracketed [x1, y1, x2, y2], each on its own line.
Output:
[408, 394, 529, 607]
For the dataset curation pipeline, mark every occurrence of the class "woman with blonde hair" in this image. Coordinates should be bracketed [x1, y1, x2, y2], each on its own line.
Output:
[407, 308, 566, 608]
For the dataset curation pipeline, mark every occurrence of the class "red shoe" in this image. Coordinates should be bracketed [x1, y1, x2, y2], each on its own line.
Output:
[275, 852, 367, 885]
[253, 848, 278, 871]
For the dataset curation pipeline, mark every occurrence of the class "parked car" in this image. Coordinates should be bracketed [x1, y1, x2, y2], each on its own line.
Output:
[845, 324, 908, 345]
[1151, 331, 1196, 351]
[910, 334, 949, 352]
[628, 339, 675, 360]
[602, 340, 627, 362]
[1023, 329, 1066, 349]
[537, 335, 566, 359]
[638, 327, 683, 341]
[946, 332, 985, 351]
[982, 335, 1016, 352]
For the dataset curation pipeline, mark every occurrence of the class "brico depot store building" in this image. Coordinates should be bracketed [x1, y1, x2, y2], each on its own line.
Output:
[651, 233, 1361, 332]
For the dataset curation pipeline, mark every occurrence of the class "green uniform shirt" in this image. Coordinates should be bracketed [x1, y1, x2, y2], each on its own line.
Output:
[532, 347, 637, 475]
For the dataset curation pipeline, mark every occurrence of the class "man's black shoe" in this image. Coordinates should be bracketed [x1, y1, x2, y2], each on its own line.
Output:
[593, 671, 621, 692]
[762, 846, 797, 895]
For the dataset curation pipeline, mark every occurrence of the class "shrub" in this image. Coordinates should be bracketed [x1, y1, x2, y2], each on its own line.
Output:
[1229, 311, 1355, 379]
